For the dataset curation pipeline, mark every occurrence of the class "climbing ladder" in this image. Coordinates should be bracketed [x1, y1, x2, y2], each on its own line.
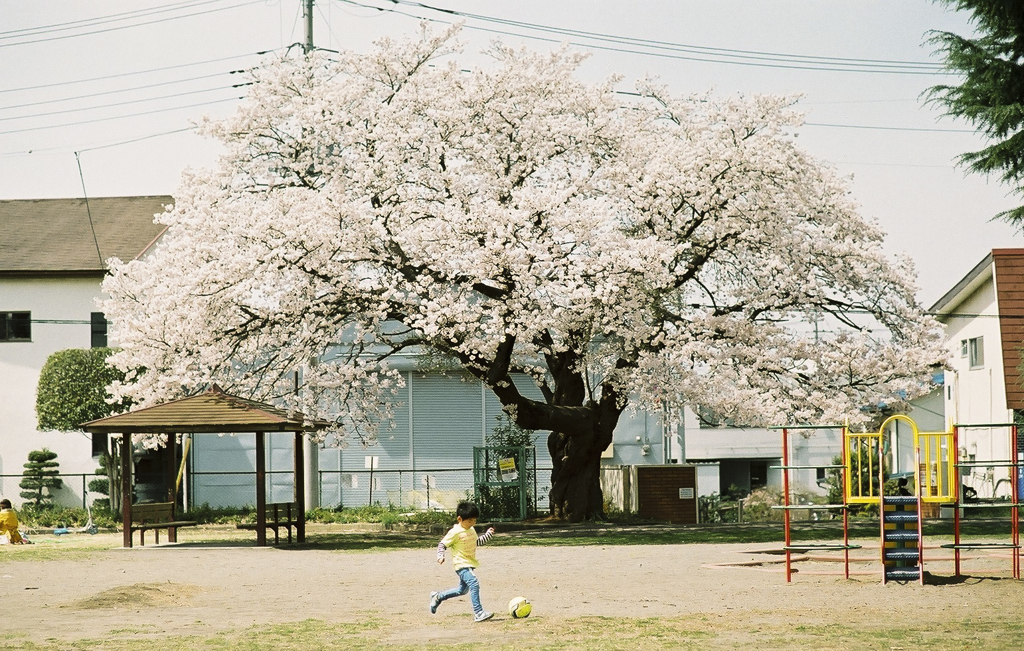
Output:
[876, 415, 954, 584]
[881, 494, 923, 583]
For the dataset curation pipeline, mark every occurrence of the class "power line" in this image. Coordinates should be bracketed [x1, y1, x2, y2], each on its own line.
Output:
[0, 52, 268, 95]
[0, 0, 265, 49]
[0, 96, 243, 136]
[77, 127, 197, 153]
[804, 121, 976, 134]
[0, 83, 250, 123]
[0, 126, 196, 157]
[0, 0, 229, 38]
[338, 0, 947, 75]
[0, 73, 244, 114]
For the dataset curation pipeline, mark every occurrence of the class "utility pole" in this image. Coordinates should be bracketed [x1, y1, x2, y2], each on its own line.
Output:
[303, 0, 314, 54]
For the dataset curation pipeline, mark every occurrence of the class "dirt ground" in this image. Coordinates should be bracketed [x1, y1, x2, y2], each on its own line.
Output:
[3, 525, 1024, 647]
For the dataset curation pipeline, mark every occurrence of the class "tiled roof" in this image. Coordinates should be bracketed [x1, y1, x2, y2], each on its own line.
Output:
[81, 385, 331, 434]
[0, 196, 171, 274]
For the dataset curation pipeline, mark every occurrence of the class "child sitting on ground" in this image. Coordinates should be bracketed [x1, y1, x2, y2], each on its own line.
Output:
[0, 499, 27, 544]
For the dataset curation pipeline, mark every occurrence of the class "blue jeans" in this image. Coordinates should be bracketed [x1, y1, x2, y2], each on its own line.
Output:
[437, 567, 483, 615]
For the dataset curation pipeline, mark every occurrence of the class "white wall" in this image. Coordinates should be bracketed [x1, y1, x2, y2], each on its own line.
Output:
[942, 274, 1010, 427]
[940, 272, 1014, 498]
[0, 276, 106, 507]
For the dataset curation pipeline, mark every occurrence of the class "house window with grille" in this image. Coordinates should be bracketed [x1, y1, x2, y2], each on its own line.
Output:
[0, 312, 31, 341]
[968, 336, 984, 369]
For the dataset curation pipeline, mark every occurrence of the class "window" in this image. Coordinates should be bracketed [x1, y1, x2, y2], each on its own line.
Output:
[749, 461, 768, 489]
[960, 339, 968, 357]
[92, 433, 108, 458]
[91, 312, 107, 348]
[0, 312, 30, 341]
[968, 336, 984, 369]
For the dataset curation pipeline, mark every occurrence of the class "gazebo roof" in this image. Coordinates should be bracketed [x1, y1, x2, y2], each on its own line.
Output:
[81, 384, 330, 434]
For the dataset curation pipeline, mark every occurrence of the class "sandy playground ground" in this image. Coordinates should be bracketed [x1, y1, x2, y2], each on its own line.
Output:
[3, 524, 1024, 648]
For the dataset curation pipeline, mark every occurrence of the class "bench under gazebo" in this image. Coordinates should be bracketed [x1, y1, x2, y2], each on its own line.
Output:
[82, 384, 329, 548]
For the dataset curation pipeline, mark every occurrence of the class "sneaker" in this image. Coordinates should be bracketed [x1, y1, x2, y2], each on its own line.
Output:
[474, 611, 494, 622]
[429, 592, 441, 614]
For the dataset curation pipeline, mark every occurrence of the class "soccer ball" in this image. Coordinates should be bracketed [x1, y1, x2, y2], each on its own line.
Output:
[508, 596, 532, 619]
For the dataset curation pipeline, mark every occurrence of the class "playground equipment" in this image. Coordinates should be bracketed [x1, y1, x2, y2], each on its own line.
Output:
[773, 416, 1021, 584]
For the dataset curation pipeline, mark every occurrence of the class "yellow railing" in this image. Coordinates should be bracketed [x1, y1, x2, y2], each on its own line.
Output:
[844, 415, 955, 504]
[917, 431, 955, 503]
[845, 431, 883, 504]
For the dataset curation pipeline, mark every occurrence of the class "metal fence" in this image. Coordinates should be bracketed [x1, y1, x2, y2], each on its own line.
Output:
[187, 467, 553, 512]
[1, 467, 556, 514]
[317, 467, 552, 513]
[0, 473, 106, 509]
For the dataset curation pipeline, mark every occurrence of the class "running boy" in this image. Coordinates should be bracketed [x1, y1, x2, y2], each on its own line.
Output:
[430, 501, 495, 622]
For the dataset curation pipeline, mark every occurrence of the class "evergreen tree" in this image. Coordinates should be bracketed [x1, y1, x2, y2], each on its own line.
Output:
[19, 449, 63, 508]
[35, 348, 127, 513]
[928, 1, 1024, 225]
[36, 347, 128, 431]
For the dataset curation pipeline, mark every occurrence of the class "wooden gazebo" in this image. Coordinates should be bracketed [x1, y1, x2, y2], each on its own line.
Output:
[82, 384, 329, 548]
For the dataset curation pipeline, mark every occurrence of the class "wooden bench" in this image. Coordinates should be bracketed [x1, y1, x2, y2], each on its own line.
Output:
[236, 502, 300, 544]
[130, 502, 198, 546]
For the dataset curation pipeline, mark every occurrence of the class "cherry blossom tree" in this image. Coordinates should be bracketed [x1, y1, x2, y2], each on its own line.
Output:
[103, 26, 945, 522]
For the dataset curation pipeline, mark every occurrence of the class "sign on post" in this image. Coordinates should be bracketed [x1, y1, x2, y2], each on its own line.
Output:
[498, 457, 518, 482]
[365, 456, 379, 505]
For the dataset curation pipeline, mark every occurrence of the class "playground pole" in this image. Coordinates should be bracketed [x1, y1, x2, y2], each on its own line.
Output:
[842, 424, 850, 579]
[952, 424, 962, 577]
[1013, 424, 1020, 580]
[782, 427, 792, 583]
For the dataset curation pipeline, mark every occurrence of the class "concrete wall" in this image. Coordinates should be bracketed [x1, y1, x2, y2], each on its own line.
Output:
[0, 276, 107, 507]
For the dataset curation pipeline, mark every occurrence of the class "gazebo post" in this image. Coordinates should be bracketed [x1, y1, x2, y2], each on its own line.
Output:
[256, 431, 267, 547]
[294, 431, 305, 543]
[121, 433, 133, 548]
[164, 434, 178, 542]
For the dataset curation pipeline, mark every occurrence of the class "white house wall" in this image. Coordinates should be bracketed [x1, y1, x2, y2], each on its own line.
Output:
[939, 272, 1014, 498]
[942, 273, 1010, 427]
[0, 276, 109, 507]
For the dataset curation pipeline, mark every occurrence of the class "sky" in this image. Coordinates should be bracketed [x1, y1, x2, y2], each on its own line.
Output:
[1, 0, 1022, 306]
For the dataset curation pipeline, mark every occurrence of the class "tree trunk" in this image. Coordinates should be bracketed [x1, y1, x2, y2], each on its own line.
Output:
[105, 442, 122, 515]
[468, 333, 629, 522]
[547, 429, 606, 522]
[544, 395, 622, 522]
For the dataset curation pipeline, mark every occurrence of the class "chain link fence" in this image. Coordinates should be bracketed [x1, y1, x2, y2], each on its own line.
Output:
[318, 467, 553, 513]
[0, 473, 106, 509]
[2, 468, 556, 515]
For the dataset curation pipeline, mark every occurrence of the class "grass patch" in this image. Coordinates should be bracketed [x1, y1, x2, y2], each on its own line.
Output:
[10, 614, 1024, 650]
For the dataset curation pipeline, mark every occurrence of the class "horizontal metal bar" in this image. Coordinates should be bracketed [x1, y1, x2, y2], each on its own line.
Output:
[955, 462, 1023, 468]
[770, 465, 845, 470]
[953, 423, 1017, 428]
[783, 544, 862, 550]
[940, 543, 1021, 549]
[768, 424, 844, 430]
[771, 504, 849, 510]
